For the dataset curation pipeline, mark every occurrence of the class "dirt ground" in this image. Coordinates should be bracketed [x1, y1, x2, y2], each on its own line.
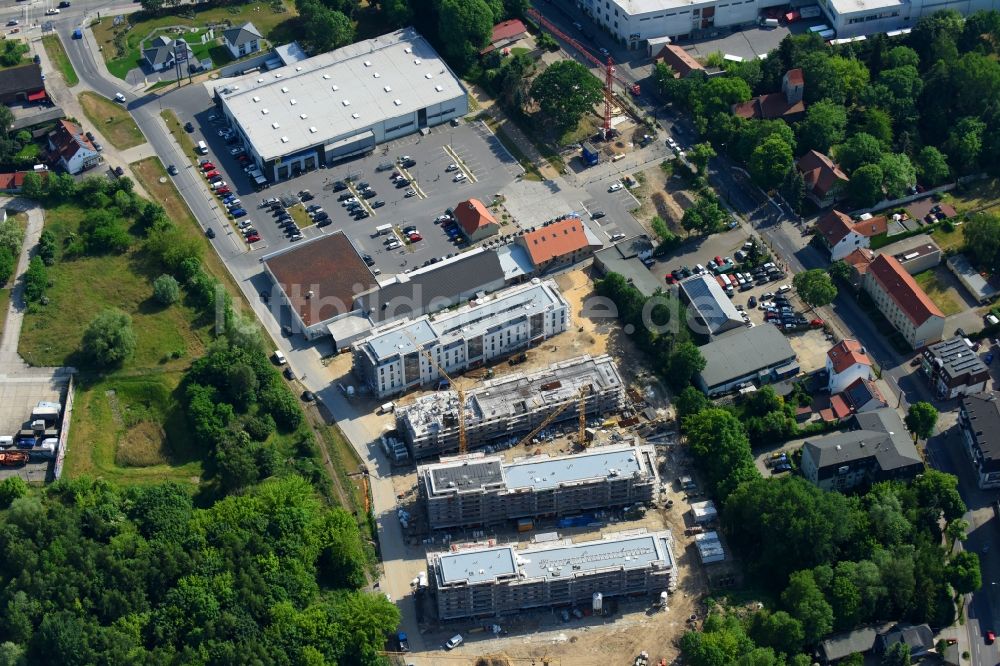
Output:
[632, 165, 692, 234]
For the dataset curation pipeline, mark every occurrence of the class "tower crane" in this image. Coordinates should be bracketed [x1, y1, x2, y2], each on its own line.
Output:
[517, 386, 592, 449]
[526, 8, 640, 138]
[403, 331, 467, 455]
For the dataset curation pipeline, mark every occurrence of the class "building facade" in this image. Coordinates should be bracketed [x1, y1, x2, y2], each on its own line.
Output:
[863, 254, 944, 349]
[48, 120, 101, 175]
[353, 280, 570, 398]
[428, 530, 677, 620]
[958, 392, 1000, 489]
[920, 336, 989, 399]
[211, 28, 468, 182]
[418, 444, 657, 529]
[826, 339, 873, 394]
[517, 217, 603, 273]
[396, 354, 625, 458]
[223, 22, 263, 59]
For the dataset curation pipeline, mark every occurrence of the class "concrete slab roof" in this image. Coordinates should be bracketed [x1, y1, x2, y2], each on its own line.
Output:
[503, 446, 645, 491]
[696, 325, 796, 388]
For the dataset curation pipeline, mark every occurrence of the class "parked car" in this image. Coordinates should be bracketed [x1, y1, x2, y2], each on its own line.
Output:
[591, 210, 606, 219]
[372, 200, 385, 209]
[608, 182, 623, 192]
[167, 164, 178, 175]
[184, 121, 194, 133]
[404, 189, 416, 197]
[229, 147, 244, 156]
[445, 163, 459, 172]
[453, 173, 466, 182]
[230, 208, 247, 218]
[299, 190, 313, 201]
[246, 234, 261, 243]
[114, 93, 126, 103]
[200, 161, 215, 171]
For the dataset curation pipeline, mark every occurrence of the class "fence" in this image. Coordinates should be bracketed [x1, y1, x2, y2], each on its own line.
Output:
[52, 374, 74, 480]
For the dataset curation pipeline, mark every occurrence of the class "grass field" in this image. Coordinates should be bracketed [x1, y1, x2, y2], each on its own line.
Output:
[161, 109, 199, 162]
[79, 91, 146, 150]
[288, 204, 312, 229]
[93, 1, 296, 80]
[914, 269, 965, 316]
[41, 34, 78, 86]
[0, 287, 9, 340]
[932, 224, 965, 252]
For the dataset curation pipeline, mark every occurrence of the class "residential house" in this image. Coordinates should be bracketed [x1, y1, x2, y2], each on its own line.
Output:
[143, 36, 195, 73]
[654, 44, 704, 78]
[797, 150, 849, 208]
[223, 22, 263, 59]
[480, 19, 528, 55]
[818, 623, 933, 665]
[0, 63, 45, 105]
[732, 69, 805, 121]
[842, 247, 874, 290]
[800, 409, 924, 492]
[863, 254, 945, 349]
[820, 377, 887, 422]
[454, 198, 500, 243]
[826, 339, 872, 394]
[815, 209, 887, 261]
[921, 336, 990, 399]
[873, 624, 934, 660]
[516, 216, 602, 273]
[0, 171, 48, 193]
[958, 391, 1000, 489]
[47, 119, 101, 175]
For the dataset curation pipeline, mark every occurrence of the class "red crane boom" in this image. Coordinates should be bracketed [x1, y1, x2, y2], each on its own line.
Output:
[526, 8, 640, 137]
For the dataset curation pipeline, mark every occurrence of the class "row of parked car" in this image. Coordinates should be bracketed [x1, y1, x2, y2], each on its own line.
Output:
[757, 291, 822, 333]
[260, 198, 304, 242]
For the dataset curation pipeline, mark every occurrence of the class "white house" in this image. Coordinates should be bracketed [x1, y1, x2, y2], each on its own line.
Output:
[816, 210, 888, 261]
[47, 119, 101, 175]
[143, 36, 195, 73]
[223, 22, 263, 59]
[826, 339, 872, 394]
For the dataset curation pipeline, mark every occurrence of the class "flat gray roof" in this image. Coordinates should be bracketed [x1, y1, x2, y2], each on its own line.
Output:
[696, 325, 796, 388]
[423, 444, 651, 495]
[680, 274, 743, 335]
[434, 531, 673, 586]
[948, 254, 999, 301]
[358, 280, 565, 362]
[214, 28, 465, 161]
[926, 336, 988, 380]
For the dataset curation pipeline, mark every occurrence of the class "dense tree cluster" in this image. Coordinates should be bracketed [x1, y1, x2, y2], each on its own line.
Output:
[0, 477, 396, 663]
[0, 215, 23, 287]
[595, 273, 703, 390]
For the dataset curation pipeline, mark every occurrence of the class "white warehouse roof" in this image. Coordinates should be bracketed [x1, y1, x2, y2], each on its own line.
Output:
[211, 28, 465, 161]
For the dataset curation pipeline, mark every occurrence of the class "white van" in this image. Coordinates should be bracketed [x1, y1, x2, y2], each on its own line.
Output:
[0, 435, 12, 449]
[445, 635, 463, 650]
[778, 284, 792, 294]
[375, 223, 393, 236]
[273, 350, 287, 365]
[196, 140, 208, 155]
[818, 29, 836, 39]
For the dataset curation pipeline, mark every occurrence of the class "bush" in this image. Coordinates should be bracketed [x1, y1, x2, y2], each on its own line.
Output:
[0, 476, 28, 509]
[0, 246, 14, 287]
[152, 274, 180, 306]
[37, 229, 57, 265]
[81, 308, 136, 368]
[244, 414, 276, 442]
[23, 256, 46, 303]
[261, 385, 303, 431]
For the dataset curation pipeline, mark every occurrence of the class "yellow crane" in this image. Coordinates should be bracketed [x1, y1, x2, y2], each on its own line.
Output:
[517, 386, 592, 449]
[404, 331, 467, 455]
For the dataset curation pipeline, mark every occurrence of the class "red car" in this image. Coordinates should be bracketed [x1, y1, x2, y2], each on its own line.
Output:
[201, 162, 215, 171]
[407, 233, 423, 242]
[810, 319, 825, 327]
[714, 255, 723, 266]
[246, 234, 261, 243]
[216, 187, 231, 196]
[665, 274, 676, 284]
[204, 170, 220, 179]
[987, 630, 996, 644]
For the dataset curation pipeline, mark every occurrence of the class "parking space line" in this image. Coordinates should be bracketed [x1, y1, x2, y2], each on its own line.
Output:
[347, 182, 376, 216]
[395, 163, 426, 199]
[443, 144, 477, 183]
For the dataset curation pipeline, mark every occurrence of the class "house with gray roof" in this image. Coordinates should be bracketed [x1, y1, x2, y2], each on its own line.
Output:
[143, 36, 195, 73]
[800, 409, 923, 492]
[959, 390, 1000, 489]
[694, 325, 798, 396]
[223, 22, 263, 59]
[679, 274, 745, 338]
[593, 235, 661, 297]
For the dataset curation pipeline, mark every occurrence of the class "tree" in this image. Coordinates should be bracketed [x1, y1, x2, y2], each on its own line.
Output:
[963, 212, 1000, 271]
[82, 308, 136, 368]
[0, 476, 27, 509]
[946, 116, 986, 174]
[878, 153, 917, 199]
[854, 108, 894, 148]
[683, 408, 758, 500]
[301, 5, 354, 53]
[530, 60, 604, 133]
[749, 135, 794, 190]
[948, 550, 982, 594]
[19, 171, 41, 199]
[779, 166, 805, 213]
[798, 100, 848, 154]
[881, 642, 910, 666]
[152, 274, 180, 306]
[915, 146, 951, 186]
[905, 401, 938, 440]
[0, 247, 13, 287]
[23, 256, 46, 303]
[828, 260, 853, 284]
[0, 217, 24, 256]
[689, 142, 716, 172]
[781, 570, 834, 644]
[690, 76, 751, 121]
[793, 269, 838, 307]
[848, 164, 884, 208]
[666, 341, 706, 390]
[676, 385, 709, 418]
[836, 133, 883, 173]
[748, 610, 805, 657]
[438, 0, 494, 72]
[682, 194, 728, 234]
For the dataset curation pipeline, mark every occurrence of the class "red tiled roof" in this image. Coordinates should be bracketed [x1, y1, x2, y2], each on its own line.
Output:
[868, 254, 945, 326]
[844, 248, 875, 274]
[828, 339, 871, 374]
[816, 210, 887, 247]
[520, 217, 596, 266]
[785, 68, 804, 86]
[655, 44, 703, 78]
[454, 199, 497, 237]
[0, 171, 47, 191]
[797, 150, 850, 198]
[830, 393, 852, 419]
[843, 376, 886, 409]
[481, 19, 527, 54]
[732, 93, 805, 120]
[49, 118, 97, 163]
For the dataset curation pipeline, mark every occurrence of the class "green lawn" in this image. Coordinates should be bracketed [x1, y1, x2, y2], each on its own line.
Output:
[41, 34, 78, 86]
[78, 91, 146, 150]
[932, 224, 965, 252]
[914, 269, 965, 316]
[93, 1, 296, 80]
[0, 288, 9, 339]
[160, 109, 199, 162]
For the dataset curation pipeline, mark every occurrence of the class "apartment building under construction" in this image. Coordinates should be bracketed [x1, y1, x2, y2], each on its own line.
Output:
[418, 444, 659, 529]
[427, 530, 677, 620]
[395, 354, 627, 459]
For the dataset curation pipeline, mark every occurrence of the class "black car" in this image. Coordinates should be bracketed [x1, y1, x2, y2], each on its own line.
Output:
[354, 211, 370, 220]
[184, 121, 194, 133]
[113, 165, 124, 177]
[591, 210, 606, 219]
[361, 190, 377, 199]
[306, 204, 322, 212]
[372, 200, 385, 209]
[361, 253, 375, 266]
[205, 228, 216, 238]
[301, 391, 316, 402]
[313, 214, 330, 223]
[316, 219, 332, 228]
[401, 159, 416, 168]
[283, 366, 295, 380]
[85, 130, 95, 142]
[337, 192, 354, 201]
[395, 180, 409, 189]
[299, 190, 313, 201]
[332, 181, 348, 192]
[57, 0, 70, 6]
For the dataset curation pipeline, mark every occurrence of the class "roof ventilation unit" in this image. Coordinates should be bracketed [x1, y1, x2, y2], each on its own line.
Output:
[309, 127, 318, 133]
[394, 99, 402, 106]
[384, 85, 392, 92]
[281, 136, 289, 143]
[252, 96, 260, 102]
[290, 99, 297, 105]
[435, 85, 443, 92]
[299, 113, 308, 119]
[261, 108, 269, 114]
[281, 86, 289, 93]
[332, 85, 339, 91]
[425, 73, 432, 79]
[342, 99, 350, 106]
[352, 112, 360, 119]
[373, 72, 380, 78]
[272, 122, 280, 129]
[364, 60, 372, 67]
[413, 58, 421, 65]
[322, 74, 330, 79]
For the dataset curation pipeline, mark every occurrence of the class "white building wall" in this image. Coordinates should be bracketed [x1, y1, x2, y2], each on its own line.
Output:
[827, 362, 871, 394]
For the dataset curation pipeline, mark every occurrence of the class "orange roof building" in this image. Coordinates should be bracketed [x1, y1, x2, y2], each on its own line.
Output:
[732, 69, 805, 121]
[654, 45, 704, 78]
[864, 254, 945, 349]
[815, 209, 887, 260]
[454, 199, 500, 243]
[797, 150, 849, 207]
[826, 339, 873, 393]
[481, 19, 528, 55]
[517, 217, 603, 271]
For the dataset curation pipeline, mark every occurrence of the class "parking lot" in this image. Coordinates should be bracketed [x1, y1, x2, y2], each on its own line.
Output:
[188, 110, 524, 276]
[0, 374, 67, 483]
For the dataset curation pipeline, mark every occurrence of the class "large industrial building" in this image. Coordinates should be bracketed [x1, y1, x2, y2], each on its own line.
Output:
[577, 0, 998, 49]
[210, 28, 467, 182]
[352, 280, 570, 398]
[417, 444, 658, 529]
[395, 354, 626, 459]
[428, 530, 677, 620]
[695, 325, 798, 396]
